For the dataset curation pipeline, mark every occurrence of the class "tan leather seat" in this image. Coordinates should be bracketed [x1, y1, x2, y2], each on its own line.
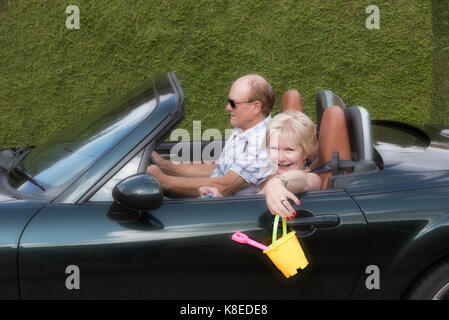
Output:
[280, 90, 303, 113]
[315, 106, 352, 189]
[315, 89, 346, 135]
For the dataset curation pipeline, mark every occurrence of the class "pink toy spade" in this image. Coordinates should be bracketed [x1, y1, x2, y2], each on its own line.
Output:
[231, 232, 269, 251]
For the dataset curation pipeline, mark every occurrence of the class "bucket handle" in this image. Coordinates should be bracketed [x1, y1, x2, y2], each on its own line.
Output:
[271, 215, 287, 248]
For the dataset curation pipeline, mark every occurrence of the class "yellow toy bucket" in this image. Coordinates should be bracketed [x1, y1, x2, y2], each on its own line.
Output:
[263, 215, 309, 278]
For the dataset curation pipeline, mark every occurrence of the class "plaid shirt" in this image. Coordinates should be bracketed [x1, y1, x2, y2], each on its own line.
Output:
[211, 115, 273, 195]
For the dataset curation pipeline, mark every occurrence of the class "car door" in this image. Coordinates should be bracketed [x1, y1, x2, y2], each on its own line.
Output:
[18, 186, 366, 299]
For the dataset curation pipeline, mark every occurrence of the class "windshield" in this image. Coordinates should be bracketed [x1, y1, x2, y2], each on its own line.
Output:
[8, 81, 157, 195]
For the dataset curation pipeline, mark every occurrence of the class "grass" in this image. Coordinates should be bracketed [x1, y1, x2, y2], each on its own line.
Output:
[432, 0, 449, 124]
[0, 0, 440, 148]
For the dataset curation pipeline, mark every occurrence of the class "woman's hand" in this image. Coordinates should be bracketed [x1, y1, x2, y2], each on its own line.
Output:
[199, 186, 223, 198]
[264, 176, 300, 220]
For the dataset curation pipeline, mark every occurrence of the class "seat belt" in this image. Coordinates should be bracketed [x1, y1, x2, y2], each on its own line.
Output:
[310, 151, 360, 175]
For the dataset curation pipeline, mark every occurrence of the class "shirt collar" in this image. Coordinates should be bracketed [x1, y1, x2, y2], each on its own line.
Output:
[232, 114, 272, 138]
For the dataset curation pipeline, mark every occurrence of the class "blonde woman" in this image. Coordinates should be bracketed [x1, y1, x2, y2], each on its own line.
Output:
[200, 110, 321, 220]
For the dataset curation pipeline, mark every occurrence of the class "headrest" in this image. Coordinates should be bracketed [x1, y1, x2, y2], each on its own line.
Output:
[316, 106, 352, 189]
[280, 90, 303, 113]
[345, 106, 373, 162]
[316, 90, 346, 134]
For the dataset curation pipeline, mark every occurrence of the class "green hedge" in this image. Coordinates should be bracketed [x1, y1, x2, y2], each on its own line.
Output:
[0, 0, 440, 148]
[432, 0, 449, 124]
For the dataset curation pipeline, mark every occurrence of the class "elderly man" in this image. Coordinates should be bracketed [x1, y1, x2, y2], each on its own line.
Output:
[147, 74, 275, 197]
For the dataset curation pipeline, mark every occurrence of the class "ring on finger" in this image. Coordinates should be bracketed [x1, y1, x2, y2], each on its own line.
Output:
[281, 197, 289, 208]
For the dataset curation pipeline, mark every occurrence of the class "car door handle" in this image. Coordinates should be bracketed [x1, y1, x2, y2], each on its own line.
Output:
[287, 214, 340, 228]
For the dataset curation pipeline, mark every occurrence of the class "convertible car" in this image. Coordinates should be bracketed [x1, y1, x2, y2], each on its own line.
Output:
[1, 72, 449, 300]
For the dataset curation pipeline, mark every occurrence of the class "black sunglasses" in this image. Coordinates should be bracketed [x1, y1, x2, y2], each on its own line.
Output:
[228, 97, 255, 109]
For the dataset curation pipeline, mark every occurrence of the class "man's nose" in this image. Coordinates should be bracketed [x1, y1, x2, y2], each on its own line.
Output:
[225, 103, 233, 112]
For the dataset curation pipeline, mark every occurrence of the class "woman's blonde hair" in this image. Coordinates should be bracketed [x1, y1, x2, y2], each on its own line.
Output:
[265, 110, 317, 162]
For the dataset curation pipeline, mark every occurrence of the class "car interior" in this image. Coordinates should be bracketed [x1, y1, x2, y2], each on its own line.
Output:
[89, 88, 382, 202]
[309, 89, 379, 189]
[155, 89, 381, 194]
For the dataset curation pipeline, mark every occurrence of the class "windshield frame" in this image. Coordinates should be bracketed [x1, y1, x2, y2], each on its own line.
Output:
[7, 80, 159, 199]
[3, 73, 188, 203]
[57, 72, 185, 204]
[0, 73, 185, 204]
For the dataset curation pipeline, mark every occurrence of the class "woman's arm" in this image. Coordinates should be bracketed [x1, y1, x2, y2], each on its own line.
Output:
[261, 170, 321, 219]
[274, 170, 322, 194]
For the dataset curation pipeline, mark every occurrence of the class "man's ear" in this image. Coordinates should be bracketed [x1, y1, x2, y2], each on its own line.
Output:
[252, 100, 263, 114]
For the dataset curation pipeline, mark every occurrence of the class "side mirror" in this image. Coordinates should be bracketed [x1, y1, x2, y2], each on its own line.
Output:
[112, 173, 163, 211]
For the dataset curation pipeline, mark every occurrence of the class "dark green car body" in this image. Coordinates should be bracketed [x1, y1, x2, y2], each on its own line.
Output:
[1, 73, 449, 299]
